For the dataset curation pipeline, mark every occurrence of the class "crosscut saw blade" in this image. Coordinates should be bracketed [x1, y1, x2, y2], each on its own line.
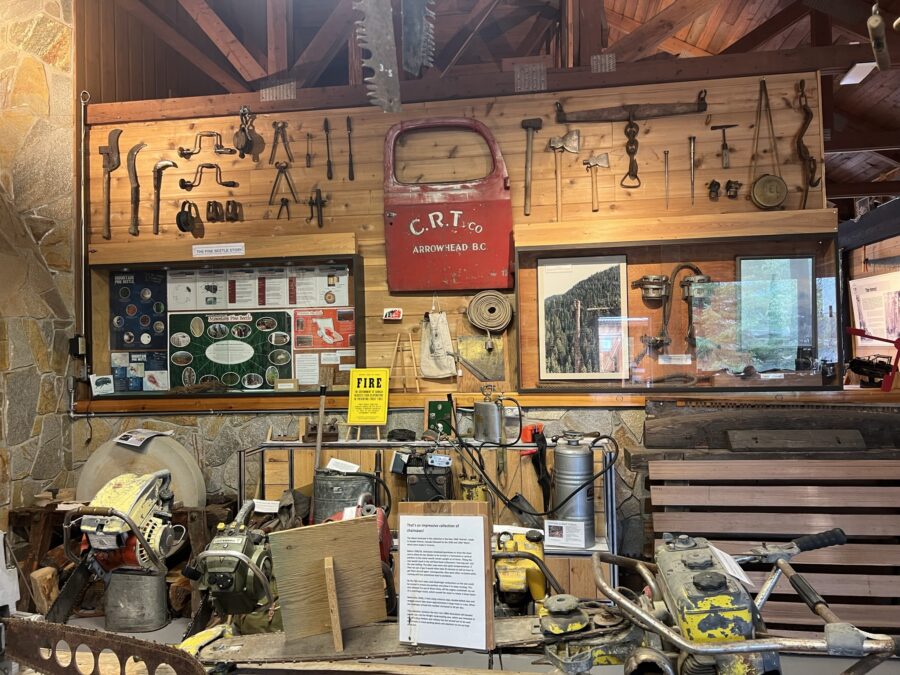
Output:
[401, 0, 435, 76]
[353, 0, 402, 112]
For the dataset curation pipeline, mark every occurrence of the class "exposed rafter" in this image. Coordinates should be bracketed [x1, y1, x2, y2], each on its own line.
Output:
[802, 0, 900, 57]
[609, 0, 720, 62]
[87, 44, 886, 125]
[267, 0, 290, 75]
[112, 0, 249, 93]
[517, 7, 559, 57]
[826, 131, 900, 154]
[827, 181, 900, 198]
[435, 0, 503, 77]
[291, 0, 357, 87]
[720, 1, 810, 54]
[605, 8, 711, 57]
[176, 0, 267, 81]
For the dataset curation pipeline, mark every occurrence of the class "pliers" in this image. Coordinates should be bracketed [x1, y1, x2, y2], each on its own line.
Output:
[277, 197, 290, 220]
[269, 162, 298, 205]
[269, 121, 294, 165]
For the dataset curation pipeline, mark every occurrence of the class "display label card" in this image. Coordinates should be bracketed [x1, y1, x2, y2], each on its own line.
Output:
[294, 353, 320, 385]
[192, 242, 245, 258]
[196, 270, 227, 309]
[849, 271, 900, 346]
[399, 515, 488, 650]
[252, 499, 280, 514]
[257, 267, 289, 307]
[544, 519, 587, 549]
[347, 367, 390, 426]
[227, 269, 260, 309]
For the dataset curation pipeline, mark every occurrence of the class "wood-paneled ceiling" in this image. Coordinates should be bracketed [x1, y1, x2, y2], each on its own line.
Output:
[76, 0, 900, 203]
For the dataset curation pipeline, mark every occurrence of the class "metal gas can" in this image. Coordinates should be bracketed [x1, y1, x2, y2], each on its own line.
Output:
[105, 570, 169, 632]
[551, 434, 595, 547]
[312, 470, 376, 524]
[382, 117, 514, 292]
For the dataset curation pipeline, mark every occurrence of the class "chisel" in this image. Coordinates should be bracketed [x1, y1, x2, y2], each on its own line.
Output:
[346, 116, 355, 181]
[324, 118, 333, 180]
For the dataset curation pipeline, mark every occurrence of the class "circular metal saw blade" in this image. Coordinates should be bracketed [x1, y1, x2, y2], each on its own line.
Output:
[76, 434, 206, 507]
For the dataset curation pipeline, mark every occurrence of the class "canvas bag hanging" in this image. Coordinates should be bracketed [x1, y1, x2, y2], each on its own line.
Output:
[419, 311, 457, 378]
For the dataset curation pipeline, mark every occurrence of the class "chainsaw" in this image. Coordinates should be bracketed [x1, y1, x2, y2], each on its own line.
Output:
[180, 500, 277, 644]
[539, 529, 899, 675]
[46, 470, 180, 628]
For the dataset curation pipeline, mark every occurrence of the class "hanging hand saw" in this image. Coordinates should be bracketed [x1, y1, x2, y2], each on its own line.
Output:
[556, 90, 707, 123]
[354, 0, 402, 112]
[401, 0, 436, 76]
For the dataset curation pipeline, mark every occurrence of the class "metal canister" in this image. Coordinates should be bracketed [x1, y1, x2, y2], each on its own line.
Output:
[105, 570, 169, 632]
[313, 470, 376, 523]
[551, 434, 595, 547]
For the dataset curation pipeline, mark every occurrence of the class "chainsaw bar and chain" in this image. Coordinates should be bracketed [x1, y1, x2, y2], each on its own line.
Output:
[2, 617, 206, 675]
[44, 561, 92, 625]
[401, 0, 435, 76]
[353, 0, 402, 112]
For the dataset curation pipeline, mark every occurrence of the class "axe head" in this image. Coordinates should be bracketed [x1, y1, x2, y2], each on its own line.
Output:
[99, 129, 123, 171]
[583, 153, 610, 169]
[153, 159, 178, 187]
[560, 129, 580, 153]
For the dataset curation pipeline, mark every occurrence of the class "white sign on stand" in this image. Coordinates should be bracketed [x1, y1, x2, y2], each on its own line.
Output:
[399, 515, 488, 650]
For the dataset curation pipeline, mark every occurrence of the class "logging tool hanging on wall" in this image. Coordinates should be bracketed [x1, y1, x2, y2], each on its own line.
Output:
[749, 79, 788, 210]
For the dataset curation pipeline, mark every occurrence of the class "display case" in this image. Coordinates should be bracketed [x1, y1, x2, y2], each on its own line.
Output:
[517, 233, 839, 392]
[87, 253, 364, 397]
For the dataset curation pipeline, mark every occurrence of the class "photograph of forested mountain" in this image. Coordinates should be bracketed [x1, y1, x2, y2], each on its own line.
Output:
[538, 257, 628, 380]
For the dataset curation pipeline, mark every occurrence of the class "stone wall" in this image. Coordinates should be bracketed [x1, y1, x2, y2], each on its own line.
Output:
[71, 406, 650, 556]
[0, 0, 75, 528]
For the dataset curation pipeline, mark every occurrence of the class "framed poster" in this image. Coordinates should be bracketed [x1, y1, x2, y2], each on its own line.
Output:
[538, 256, 628, 380]
[167, 311, 293, 391]
[110, 271, 168, 350]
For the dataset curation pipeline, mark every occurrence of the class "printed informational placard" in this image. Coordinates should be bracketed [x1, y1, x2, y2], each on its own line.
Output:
[292, 307, 355, 350]
[399, 515, 488, 649]
[109, 271, 168, 350]
[111, 351, 167, 392]
[347, 367, 390, 426]
[196, 270, 227, 309]
[257, 267, 289, 307]
[849, 271, 900, 346]
[167, 270, 198, 311]
[289, 266, 349, 307]
[168, 311, 292, 391]
[227, 269, 259, 309]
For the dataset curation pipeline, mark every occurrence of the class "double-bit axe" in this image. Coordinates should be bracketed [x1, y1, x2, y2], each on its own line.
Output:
[152, 160, 177, 235]
[547, 130, 580, 222]
[582, 153, 609, 212]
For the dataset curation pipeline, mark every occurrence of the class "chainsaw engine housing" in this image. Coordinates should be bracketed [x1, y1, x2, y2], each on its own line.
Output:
[200, 523, 273, 617]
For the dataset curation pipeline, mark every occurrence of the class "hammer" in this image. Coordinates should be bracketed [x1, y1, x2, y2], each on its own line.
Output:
[547, 130, 580, 222]
[521, 118, 542, 216]
[582, 153, 609, 212]
[711, 124, 737, 169]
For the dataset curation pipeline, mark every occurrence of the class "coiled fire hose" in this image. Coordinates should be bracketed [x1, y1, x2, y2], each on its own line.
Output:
[466, 290, 513, 349]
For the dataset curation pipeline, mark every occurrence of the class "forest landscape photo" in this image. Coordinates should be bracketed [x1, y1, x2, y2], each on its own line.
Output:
[538, 257, 628, 379]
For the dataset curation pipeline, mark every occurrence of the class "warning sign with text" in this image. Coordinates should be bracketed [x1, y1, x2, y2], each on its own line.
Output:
[347, 368, 390, 426]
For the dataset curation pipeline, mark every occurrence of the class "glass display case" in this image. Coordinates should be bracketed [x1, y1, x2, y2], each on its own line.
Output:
[516, 234, 839, 391]
[88, 254, 364, 397]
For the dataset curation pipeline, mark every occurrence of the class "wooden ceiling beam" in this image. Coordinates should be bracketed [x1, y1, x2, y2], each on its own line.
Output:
[605, 8, 711, 57]
[609, 0, 720, 62]
[517, 7, 559, 57]
[112, 0, 249, 93]
[720, 2, 810, 54]
[291, 0, 357, 87]
[826, 130, 900, 154]
[267, 0, 290, 75]
[827, 181, 900, 198]
[86, 44, 884, 125]
[176, 0, 267, 81]
[435, 0, 503, 77]
[801, 0, 900, 59]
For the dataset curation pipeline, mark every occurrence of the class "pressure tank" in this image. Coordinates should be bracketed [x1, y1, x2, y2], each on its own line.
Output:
[551, 432, 595, 547]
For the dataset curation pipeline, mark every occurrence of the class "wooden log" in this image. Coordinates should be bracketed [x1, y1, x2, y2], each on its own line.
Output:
[29, 567, 59, 615]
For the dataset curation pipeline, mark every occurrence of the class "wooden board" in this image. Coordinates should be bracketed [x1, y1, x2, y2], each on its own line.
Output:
[649, 459, 900, 481]
[655, 540, 900, 566]
[652, 512, 900, 537]
[650, 485, 900, 508]
[726, 429, 866, 451]
[268, 516, 387, 640]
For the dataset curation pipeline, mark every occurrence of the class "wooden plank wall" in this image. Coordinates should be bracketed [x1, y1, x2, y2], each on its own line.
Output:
[75, 0, 224, 103]
[649, 459, 900, 633]
[84, 72, 826, 396]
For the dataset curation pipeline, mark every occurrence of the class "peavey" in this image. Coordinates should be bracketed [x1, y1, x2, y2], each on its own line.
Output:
[408, 210, 484, 236]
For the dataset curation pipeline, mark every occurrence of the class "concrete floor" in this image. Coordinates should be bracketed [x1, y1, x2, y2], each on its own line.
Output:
[15, 617, 900, 674]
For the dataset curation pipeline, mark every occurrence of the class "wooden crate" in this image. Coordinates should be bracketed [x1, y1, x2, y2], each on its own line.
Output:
[649, 459, 900, 635]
